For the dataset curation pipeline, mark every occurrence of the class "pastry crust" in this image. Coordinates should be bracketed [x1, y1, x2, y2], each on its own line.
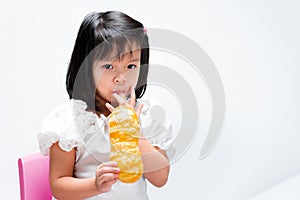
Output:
[109, 106, 143, 183]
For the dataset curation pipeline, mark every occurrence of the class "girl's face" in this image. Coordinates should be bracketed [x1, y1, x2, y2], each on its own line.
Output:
[93, 48, 141, 105]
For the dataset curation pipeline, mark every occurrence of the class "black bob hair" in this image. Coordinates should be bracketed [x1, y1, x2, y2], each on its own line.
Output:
[66, 11, 149, 111]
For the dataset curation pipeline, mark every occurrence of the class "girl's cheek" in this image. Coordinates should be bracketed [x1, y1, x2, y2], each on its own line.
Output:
[93, 70, 103, 84]
[126, 70, 139, 79]
[95, 71, 113, 84]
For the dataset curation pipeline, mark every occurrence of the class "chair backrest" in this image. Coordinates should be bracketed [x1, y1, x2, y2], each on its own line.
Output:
[18, 153, 52, 200]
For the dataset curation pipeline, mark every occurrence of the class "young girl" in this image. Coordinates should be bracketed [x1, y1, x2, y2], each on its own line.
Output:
[37, 11, 174, 200]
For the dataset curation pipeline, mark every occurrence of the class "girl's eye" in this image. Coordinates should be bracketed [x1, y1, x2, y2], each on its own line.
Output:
[103, 64, 113, 69]
[127, 64, 137, 69]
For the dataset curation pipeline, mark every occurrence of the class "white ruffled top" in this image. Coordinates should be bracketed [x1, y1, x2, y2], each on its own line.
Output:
[37, 99, 175, 200]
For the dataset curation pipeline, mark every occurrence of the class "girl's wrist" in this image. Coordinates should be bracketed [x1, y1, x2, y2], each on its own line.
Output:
[138, 136, 156, 154]
[92, 177, 103, 195]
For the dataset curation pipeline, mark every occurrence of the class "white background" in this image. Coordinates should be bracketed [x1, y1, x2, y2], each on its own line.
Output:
[1, 0, 300, 199]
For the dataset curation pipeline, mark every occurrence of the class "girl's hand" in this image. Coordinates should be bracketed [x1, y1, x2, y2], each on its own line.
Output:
[105, 88, 144, 116]
[95, 161, 120, 193]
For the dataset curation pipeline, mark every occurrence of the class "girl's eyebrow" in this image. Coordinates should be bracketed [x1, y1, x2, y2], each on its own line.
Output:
[98, 57, 140, 64]
[130, 58, 140, 62]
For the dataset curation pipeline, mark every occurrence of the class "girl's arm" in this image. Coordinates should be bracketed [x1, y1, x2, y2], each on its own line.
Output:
[50, 142, 119, 199]
[138, 138, 170, 187]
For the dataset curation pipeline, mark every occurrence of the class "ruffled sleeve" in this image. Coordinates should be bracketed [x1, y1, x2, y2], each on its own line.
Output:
[37, 100, 82, 161]
[138, 100, 176, 159]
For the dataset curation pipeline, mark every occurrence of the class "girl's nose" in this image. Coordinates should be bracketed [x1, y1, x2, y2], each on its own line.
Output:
[113, 73, 127, 83]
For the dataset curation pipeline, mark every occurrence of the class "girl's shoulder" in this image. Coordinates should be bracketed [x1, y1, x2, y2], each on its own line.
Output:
[37, 99, 95, 157]
[138, 99, 175, 156]
[137, 99, 171, 127]
[137, 99, 164, 114]
[39, 99, 89, 131]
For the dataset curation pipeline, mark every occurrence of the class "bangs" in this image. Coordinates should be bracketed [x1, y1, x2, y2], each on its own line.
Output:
[93, 28, 146, 61]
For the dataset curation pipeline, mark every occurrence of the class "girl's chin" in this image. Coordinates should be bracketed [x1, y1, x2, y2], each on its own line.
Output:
[110, 101, 120, 108]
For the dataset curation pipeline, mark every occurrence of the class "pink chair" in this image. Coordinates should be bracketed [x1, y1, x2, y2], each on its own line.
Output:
[18, 153, 52, 200]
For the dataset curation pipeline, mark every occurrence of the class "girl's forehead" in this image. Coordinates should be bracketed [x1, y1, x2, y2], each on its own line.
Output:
[101, 47, 141, 62]
[93, 37, 143, 63]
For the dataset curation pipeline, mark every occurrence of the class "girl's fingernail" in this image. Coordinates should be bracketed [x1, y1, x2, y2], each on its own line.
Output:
[113, 168, 120, 173]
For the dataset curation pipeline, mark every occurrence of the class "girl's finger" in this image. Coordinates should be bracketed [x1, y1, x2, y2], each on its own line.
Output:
[102, 177, 118, 188]
[98, 161, 118, 168]
[129, 87, 136, 107]
[98, 173, 119, 184]
[96, 167, 120, 177]
[113, 93, 128, 106]
[136, 103, 144, 116]
[105, 102, 115, 112]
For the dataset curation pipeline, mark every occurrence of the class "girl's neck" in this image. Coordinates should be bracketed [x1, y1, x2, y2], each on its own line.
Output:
[95, 102, 111, 117]
[86, 104, 110, 118]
